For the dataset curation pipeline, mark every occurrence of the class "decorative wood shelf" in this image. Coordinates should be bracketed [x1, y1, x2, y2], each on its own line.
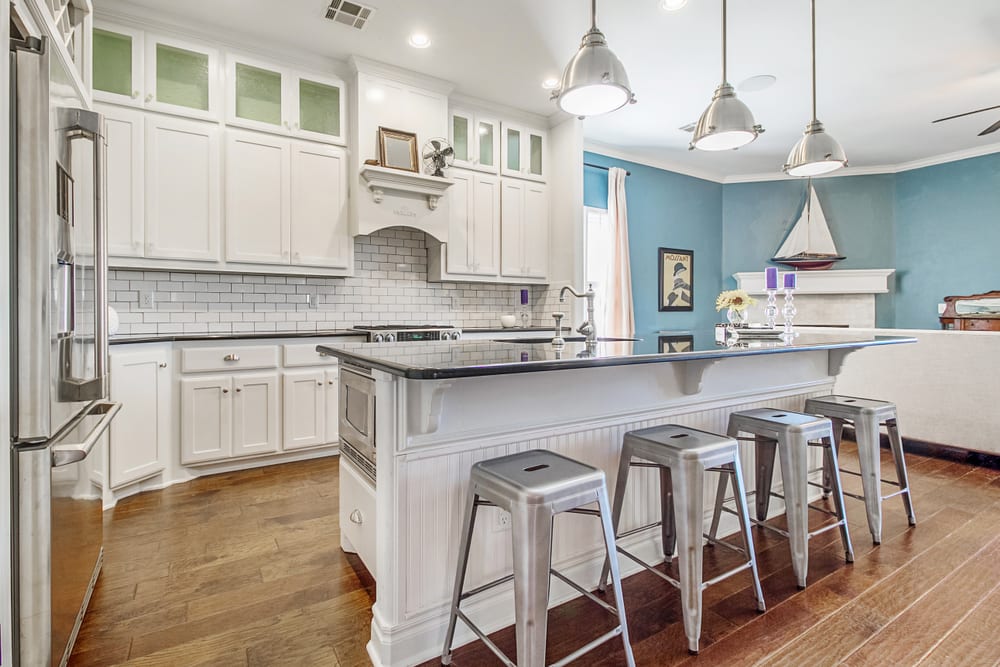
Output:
[360, 165, 453, 211]
[733, 269, 895, 295]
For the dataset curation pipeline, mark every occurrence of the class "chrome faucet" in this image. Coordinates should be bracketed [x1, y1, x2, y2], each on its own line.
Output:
[559, 283, 597, 344]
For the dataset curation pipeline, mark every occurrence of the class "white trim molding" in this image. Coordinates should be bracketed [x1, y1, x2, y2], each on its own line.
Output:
[733, 268, 895, 295]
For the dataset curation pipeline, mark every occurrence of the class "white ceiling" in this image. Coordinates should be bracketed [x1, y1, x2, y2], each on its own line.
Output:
[100, 0, 1000, 180]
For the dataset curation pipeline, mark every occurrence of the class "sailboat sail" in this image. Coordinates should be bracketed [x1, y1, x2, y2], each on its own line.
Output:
[774, 183, 843, 260]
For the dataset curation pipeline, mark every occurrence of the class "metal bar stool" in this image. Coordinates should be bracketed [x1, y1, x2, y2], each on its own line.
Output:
[708, 408, 854, 589]
[441, 449, 635, 667]
[804, 395, 916, 544]
[597, 424, 765, 655]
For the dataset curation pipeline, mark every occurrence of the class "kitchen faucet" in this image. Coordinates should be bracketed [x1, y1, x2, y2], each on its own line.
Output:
[559, 283, 597, 344]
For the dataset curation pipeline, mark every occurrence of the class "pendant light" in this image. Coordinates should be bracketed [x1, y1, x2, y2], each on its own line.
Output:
[783, 0, 847, 176]
[690, 0, 763, 151]
[552, 0, 636, 117]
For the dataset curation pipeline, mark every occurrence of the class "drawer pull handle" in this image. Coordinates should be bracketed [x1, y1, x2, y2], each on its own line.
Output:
[224, 354, 240, 362]
[349, 509, 363, 525]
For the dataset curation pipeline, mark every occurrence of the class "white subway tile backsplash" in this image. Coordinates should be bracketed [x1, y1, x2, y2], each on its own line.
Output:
[109, 228, 549, 335]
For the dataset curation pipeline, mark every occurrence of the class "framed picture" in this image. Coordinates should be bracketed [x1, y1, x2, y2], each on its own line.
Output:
[658, 247, 694, 312]
[659, 334, 694, 354]
[377, 127, 419, 172]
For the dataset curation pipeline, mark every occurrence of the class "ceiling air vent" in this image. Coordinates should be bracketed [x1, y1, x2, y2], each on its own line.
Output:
[325, 0, 375, 30]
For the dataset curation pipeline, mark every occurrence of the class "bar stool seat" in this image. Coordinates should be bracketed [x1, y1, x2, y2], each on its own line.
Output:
[442, 449, 635, 667]
[804, 395, 916, 544]
[709, 408, 854, 589]
[598, 424, 765, 654]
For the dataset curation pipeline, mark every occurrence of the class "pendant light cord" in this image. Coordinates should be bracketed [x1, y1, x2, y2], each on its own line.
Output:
[811, 0, 817, 121]
[721, 0, 727, 84]
[591, 0, 597, 31]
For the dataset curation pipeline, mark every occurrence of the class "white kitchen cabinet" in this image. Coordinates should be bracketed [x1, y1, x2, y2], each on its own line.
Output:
[92, 22, 144, 108]
[180, 376, 233, 464]
[450, 108, 499, 174]
[324, 368, 340, 444]
[144, 33, 220, 121]
[232, 373, 280, 457]
[108, 347, 169, 489]
[290, 142, 350, 269]
[144, 115, 221, 262]
[225, 130, 290, 264]
[500, 123, 546, 182]
[102, 106, 145, 257]
[444, 169, 500, 277]
[282, 370, 327, 450]
[500, 179, 549, 280]
[227, 54, 346, 145]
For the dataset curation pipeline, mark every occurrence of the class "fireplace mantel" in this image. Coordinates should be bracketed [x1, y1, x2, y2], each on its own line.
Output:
[733, 269, 895, 295]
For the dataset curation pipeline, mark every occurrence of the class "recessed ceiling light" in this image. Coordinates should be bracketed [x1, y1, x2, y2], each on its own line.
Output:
[660, 0, 688, 11]
[408, 32, 431, 48]
[541, 77, 560, 90]
[738, 74, 778, 93]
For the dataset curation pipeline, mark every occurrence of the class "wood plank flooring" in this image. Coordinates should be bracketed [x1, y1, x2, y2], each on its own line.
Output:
[71, 444, 1000, 666]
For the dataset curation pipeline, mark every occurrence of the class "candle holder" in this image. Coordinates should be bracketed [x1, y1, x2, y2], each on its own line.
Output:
[782, 288, 798, 338]
[765, 289, 778, 330]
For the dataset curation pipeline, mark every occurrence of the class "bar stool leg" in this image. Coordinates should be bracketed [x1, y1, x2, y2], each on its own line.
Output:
[824, 435, 855, 563]
[660, 466, 676, 563]
[510, 502, 553, 667]
[776, 434, 810, 588]
[886, 418, 917, 526]
[822, 417, 845, 498]
[599, 446, 633, 592]
[442, 489, 481, 665]
[673, 459, 706, 654]
[596, 485, 637, 667]
[706, 468, 728, 543]
[729, 461, 766, 612]
[755, 436, 777, 523]
[854, 414, 884, 544]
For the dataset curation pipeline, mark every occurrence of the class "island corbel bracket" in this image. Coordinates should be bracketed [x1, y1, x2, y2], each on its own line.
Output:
[678, 359, 720, 395]
[828, 348, 860, 376]
[360, 165, 452, 211]
[408, 380, 454, 435]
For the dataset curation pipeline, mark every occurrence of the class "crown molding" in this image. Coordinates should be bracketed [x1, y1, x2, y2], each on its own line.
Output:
[583, 141, 724, 183]
[449, 92, 548, 130]
[349, 56, 454, 96]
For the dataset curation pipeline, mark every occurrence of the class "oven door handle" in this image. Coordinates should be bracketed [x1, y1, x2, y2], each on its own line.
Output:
[51, 401, 121, 467]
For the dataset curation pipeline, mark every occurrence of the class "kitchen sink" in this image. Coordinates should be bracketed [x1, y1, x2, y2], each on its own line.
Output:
[491, 336, 641, 344]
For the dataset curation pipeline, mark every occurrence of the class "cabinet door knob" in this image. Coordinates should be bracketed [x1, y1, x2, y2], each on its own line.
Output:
[236, 387, 242, 393]
[328, 380, 334, 385]
[132, 90, 139, 99]
[349, 509, 363, 525]
[145, 94, 153, 103]
[222, 388, 229, 394]
[159, 362, 167, 368]
[317, 381, 323, 386]
[293, 122, 299, 130]
[223, 354, 240, 362]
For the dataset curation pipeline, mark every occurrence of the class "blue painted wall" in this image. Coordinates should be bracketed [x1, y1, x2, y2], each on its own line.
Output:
[584, 152, 723, 334]
[721, 175, 897, 327]
[894, 153, 1000, 328]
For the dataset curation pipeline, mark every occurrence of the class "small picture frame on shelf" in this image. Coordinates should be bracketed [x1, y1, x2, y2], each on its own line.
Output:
[659, 334, 694, 353]
[658, 247, 694, 312]
[377, 127, 419, 172]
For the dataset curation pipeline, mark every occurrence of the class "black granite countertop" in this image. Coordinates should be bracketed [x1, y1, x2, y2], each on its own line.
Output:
[315, 331, 917, 380]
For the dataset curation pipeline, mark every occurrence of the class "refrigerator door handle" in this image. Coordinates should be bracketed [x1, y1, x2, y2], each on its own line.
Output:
[51, 401, 121, 467]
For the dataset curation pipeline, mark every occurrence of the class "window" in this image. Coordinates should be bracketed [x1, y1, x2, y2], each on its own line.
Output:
[584, 206, 612, 332]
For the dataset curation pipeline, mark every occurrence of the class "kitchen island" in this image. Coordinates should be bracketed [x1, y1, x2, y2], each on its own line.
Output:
[317, 332, 915, 667]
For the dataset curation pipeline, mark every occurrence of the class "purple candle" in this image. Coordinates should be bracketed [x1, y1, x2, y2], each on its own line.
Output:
[765, 267, 778, 290]
[520, 289, 529, 306]
[783, 272, 797, 289]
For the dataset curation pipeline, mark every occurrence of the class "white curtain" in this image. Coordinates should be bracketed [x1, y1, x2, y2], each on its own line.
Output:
[606, 167, 635, 336]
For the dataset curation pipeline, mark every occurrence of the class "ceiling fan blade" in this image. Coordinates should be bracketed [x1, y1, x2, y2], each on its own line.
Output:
[932, 104, 1000, 123]
[978, 118, 1000, 136]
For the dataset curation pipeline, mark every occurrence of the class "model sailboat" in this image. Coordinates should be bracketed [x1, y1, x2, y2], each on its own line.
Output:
[771, 181, 846, 270]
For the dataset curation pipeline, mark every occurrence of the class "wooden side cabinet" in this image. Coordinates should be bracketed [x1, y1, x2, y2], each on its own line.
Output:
[109, 346, 170, 489]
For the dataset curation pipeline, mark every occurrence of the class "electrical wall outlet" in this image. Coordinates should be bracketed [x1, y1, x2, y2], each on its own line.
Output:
[138, 291, 155, 310]
[493, 509, 511, 532]
[306, 289, 318, 309]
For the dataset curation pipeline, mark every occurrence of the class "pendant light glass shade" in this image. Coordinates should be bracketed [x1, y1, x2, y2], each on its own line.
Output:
[691, 0, 763, 151]
[553, 0, 636, 117]
[783, 0, 847, 176]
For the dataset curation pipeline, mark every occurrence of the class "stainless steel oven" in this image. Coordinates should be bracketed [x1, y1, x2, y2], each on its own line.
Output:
[339, 365, 376, 483]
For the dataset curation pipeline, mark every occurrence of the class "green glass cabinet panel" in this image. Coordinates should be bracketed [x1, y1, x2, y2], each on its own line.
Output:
[155, 43, 210, 111]
[529, 134, 543, 176]
[235, 63, 282, 125]
[478, 121, 494, 167]
[93, 29, 133, 96]
[299, 79, 341, 137]
[506, 128, 520, 171]
[452, 115, 469, 162]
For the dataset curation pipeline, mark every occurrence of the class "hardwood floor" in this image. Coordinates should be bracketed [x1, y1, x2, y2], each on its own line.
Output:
[71, 444, 1000, 666]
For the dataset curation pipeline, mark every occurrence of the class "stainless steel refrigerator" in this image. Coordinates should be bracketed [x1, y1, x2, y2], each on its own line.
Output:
[9, 33, 120, 666]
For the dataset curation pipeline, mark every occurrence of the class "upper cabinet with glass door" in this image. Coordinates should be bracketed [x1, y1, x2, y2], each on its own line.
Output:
[500, 123, 546, 182]
[92, 23, 221, 120]
[227, 54, 346, 145]
[449, 109, 499, 174]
